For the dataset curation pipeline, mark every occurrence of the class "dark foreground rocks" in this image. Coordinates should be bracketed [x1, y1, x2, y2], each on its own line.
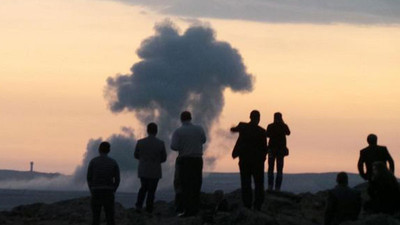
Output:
[1, 189, 400, 225]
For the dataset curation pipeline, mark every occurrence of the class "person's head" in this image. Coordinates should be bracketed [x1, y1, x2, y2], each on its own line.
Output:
[147, 122, 158, 136]
[180, 111, 192, 122]
[367, 134, 378, 146]
[249, 110, 260, 125]
[98, 141, 111, 155]
[274, 112, 283, 123]
[336, 172, 348, 186]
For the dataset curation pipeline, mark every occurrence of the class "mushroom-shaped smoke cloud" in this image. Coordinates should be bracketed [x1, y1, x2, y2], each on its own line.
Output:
[106, 20, 254, 141]
[74, 20, 254, 186]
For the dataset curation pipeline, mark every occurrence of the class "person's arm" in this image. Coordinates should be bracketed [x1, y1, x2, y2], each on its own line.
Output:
[265, 124, 271, 138]
[113, 163, 120, 193]
[385, 147, 395, 174]
[230, 123, 241, 133]
[201, 127, 206, 144]
[160, 143, 167, 163]
[284, 124, 291, 135]
[134, 141, 140, 159]
[170, 130, 180, 151]
[86, 161, 93, 191]
[357, 153, 368, 180]
[262, 130, 268, 155]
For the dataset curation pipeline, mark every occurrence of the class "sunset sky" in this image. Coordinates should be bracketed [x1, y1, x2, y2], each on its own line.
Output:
[1, 0, 400, 176]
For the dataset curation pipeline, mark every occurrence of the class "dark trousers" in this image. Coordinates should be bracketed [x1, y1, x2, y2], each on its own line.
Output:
[91, 190, 115, 225]
[239, 160, 265, 210]
[176, 157, 203, 215]
[136, 178, 159, 212]
[174, 161, 183, 212]
[268, 154, 284, 190]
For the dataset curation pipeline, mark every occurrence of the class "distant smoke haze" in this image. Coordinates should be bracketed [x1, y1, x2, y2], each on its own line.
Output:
[73, 127, 138, 185]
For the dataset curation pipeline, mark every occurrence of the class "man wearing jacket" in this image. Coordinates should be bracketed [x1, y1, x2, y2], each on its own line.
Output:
[357, 134, 395, 181]
[87, 142, 120, 225]
[231, 110, 267, 210]
[134, 122, 167, 213]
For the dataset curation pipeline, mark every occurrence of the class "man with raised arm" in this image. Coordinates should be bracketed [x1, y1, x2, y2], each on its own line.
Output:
[231, 110, 267, 210]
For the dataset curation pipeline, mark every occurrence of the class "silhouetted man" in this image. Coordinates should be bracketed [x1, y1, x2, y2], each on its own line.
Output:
[266, 112, 290, 191]
[324, 172, 361, 225]
[87, 142, 120, 225]
[171, 111, 206, 217]
[357, 134, 394, 181]
[134, 122, 167, 213]
[231, 110, 267, 210]
[366, 161, 400, 214]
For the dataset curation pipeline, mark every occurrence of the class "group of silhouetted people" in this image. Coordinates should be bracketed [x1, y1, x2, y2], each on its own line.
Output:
[86, 111, 206, 224]
[324, 134, 400, 225]
[86, 110, 399, 225]
[230, 110, 291, 210]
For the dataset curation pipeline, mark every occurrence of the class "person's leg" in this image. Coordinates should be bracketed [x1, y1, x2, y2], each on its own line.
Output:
[253, 162, 265, 210]
[174, 158, 184, 213]
[239, 161, 252, 209]
[190, 158, 203, 215]
[267, 154, 276, 190]
[179, 158, 191, 214]
[275, 156, 284, 191]
[103, 191, 115, 225]
[91, 193, 102, 225]
[145, 179, 159, 213]
[136, 178, 148, 209]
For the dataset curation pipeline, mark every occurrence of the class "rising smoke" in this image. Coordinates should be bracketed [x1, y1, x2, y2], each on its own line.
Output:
[106, 20, 253, 140]
[73, 127, 137, 185]
[72, 20, 254, 188]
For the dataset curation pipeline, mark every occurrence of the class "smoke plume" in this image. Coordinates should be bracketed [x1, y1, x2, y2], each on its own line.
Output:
[72, 20, 253, 187]
[73, 128, 137, 185]
[106, 20, 253, 143]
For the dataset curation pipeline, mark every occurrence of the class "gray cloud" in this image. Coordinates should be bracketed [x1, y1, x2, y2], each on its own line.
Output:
[105, 20, 253, 149]
[109, 0, 400, 24]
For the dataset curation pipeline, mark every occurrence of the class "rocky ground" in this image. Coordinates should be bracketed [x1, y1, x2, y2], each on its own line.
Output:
[1, 186, 400, 225]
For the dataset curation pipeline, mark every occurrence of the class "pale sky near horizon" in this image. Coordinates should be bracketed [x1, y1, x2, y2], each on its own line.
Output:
[1, 0, 400, 176]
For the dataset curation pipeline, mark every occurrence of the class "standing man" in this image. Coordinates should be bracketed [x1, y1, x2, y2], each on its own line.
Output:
[266, 112, 291, 191]
[358, 134, 395, 181]
[87, 142, 120, 225]
[134, 122, 167, 213]
[231, 110, 267, 210]
[171, 111, 206, 217]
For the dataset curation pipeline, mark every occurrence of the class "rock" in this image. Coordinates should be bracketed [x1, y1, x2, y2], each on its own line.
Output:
[1, 188, 400, 225]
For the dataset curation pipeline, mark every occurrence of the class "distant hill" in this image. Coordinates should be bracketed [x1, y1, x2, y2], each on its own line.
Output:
[202, 172, 365, 194]
[0, 170, 62, 181]
[0, 169, 364, 194]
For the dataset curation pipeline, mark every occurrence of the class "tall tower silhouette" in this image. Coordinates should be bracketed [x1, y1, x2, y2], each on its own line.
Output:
[30, 161, 34, 172]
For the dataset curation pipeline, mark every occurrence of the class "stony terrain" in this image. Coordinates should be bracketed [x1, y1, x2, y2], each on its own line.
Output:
[1, 187, 400, 225]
